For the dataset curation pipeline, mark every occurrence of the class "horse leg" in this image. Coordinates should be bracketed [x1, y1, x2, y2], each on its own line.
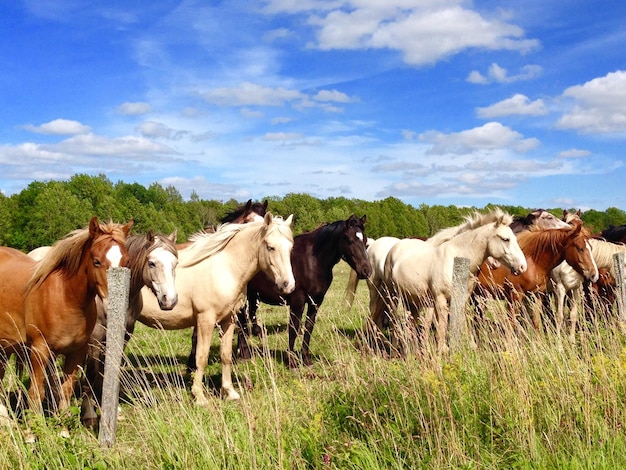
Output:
[249, 296, 263, 338]
[191, 313, 215, 406]
[186, 327, 198, 373]
[301, 303, 319, 367]
[288, 300, 305, 369]
[236, 303, 252, 360]
[81, 340, 105, 431]
[555, 284, 566, 341]
[568, 286, 582, 343]
[219, 315, 240, 401]
[27, 338, 51, 414]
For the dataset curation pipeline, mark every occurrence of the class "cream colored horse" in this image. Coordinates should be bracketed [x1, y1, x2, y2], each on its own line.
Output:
[375, 209, 527, 354]
[138, 213, 295, 405]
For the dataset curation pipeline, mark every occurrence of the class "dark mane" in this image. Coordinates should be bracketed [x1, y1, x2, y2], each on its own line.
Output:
[221, 199, 268, 223]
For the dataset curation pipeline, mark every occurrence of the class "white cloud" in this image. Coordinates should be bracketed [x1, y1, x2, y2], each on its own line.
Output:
[41, 133, 176, 158]
[419, 122, 540, 155]
[202, 82, 304, 107]
[21, 119, 91, 135]
[313, 89, 353, 102]
[476, 94, 548, 118]
[556, 70, 626, 134]
[137, 121, 188, 140]
[467, 63, 542, 84]
[262, 132, 305, 141]
[559, 148, 591, 159]
[306, 2, 539, 66]
[116, 101, 153, 115]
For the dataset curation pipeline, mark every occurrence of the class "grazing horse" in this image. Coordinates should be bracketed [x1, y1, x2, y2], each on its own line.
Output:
[138, 213, 295, 405]
[475, 220, 598, 330]
[0, 217, 132, 418]
[79, 230, 178, 429]
[374, 209, 527, 354]
[550, 238, 625, 341]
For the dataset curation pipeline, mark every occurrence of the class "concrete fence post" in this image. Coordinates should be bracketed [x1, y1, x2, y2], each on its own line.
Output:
[99, 266, 131, 448]
[449, 257, 470, 352]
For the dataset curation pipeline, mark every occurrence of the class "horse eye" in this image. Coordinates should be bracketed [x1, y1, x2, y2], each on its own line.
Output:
[501, 237, 510, 243]
[148, 260, 156, 268]
[94, 259, 102, 267]
[267, 245, 275, 252]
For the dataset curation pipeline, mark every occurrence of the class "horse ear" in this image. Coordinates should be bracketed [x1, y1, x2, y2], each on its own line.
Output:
[122, 219, 134, 237]
[88, 216, 101, 236]
[263, 212, 274, 225]
[577, 209, 582, 216]
[285, 214, 294, 226]
[262, 200, 269, 211]
[360, 214, 367, 224]
[146, 229, 155, 244]
[168, 228, 178, 242]
[245, 199, 253, 210]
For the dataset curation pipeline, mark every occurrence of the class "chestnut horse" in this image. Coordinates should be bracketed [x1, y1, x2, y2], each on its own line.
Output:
[138, 213, 295, 405]
[475, 220, 598, 330]
[0, 217, 132, 419]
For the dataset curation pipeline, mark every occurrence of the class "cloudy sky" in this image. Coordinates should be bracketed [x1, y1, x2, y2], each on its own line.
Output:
[1, 0, 626, 210]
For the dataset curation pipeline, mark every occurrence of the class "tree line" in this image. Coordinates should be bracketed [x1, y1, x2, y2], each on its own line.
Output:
[0, 173, 624, 252]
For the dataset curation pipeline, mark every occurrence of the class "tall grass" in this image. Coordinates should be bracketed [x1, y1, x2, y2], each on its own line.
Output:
[2, 262, 626, 468]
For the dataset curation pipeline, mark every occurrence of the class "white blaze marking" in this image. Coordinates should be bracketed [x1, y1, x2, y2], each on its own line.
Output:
[356, 232, 363, 241]
[106, 245, 123, 267]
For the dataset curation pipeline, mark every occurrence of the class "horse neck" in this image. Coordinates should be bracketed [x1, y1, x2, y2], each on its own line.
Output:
[442, 224, 494, 274]
[522, 230, 571, 272]
[306, 224, 342, 269]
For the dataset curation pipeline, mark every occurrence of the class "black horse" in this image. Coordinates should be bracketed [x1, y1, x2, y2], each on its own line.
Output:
[187, 214, 372, 369]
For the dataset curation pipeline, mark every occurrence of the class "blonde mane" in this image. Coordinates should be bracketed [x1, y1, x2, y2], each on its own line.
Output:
[26, 220, 129, 294]
[427, 208, 513, 246]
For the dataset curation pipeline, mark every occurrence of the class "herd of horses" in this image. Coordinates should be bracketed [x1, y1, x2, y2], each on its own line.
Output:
[0, 201, 625, 438]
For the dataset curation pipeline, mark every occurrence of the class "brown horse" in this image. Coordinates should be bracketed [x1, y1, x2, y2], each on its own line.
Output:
[475, 220, 598, 329]
[0, 217, 132, 419]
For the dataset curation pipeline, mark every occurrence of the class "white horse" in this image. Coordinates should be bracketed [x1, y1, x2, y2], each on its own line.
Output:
[375, 209, 527, 354]
[550, 238, 624, 342]
[138, 213, 295, 405]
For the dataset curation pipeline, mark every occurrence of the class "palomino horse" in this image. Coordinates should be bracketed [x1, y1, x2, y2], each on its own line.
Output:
[0, 217, 132, 418]
[374, 209, 527, 354]
[475, 219, 599, 331]
[550, 238, 625, 342]
[188, 215, 372, 368]
[138, 213, 295, 405]
[80, 230, 178, 429]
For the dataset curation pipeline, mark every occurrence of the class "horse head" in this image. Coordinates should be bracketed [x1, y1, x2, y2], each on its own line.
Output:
[88, 217, 134, 300]
[487, 214, 527, 276]
[141, 230, 179, 310]
[563, 220, 599, 282]
[341, 214, 372, 280]
[258, 212, 296, 295]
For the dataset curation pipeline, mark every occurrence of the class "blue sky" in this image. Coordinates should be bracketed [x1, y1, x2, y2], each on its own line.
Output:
[1, 0, 626, 210]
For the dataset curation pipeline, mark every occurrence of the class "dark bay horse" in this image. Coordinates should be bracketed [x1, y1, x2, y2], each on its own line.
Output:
[80, 230, 178, 429]
[0, 217, 133, 419]
[474, 220, 598, 330]
[187, 214, 372, 369]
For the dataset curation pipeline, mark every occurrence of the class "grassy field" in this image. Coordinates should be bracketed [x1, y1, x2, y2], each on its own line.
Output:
[2, 262, 626, 469]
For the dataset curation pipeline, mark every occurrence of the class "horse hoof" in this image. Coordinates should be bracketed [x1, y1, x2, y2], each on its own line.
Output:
[222, 389, 241, 401]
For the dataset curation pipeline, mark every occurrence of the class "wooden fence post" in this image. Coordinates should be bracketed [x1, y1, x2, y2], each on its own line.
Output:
[99, 266, 131, 448]
[613, 252, 626, 332]
[449, 257, 470, 352]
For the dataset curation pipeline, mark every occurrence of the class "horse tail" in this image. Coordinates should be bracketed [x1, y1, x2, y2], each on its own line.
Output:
[345, 268, 360, 308]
